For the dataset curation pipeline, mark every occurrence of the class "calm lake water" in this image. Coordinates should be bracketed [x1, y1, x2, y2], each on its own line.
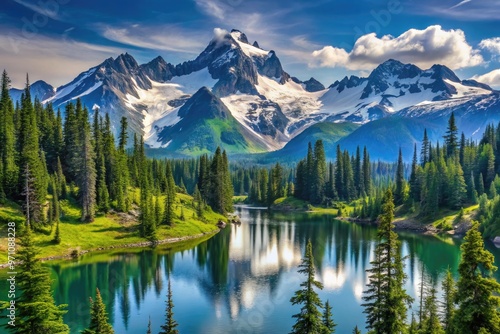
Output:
[3, 206, 500, 333]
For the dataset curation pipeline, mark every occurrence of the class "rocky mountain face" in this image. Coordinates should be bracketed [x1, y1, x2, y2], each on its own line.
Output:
[9, 30, 499, 159]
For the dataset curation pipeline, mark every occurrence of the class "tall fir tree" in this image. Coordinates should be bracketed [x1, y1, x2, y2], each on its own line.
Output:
[453, 222, 500, 334]
[442, 268, 456, 334]
[82, 288, 114, 334]
[444, 112, 459, 158]
[15, 226, 69, 334]
[79, 107, 97, 222]
[395, 148, 405, 205]
[0, 70, 18, 199]
[164, 162, 176, 226]
[322, 300, 337, 334]
[311, 140, 327, 204]
[421, 129, 430, 165]
[362, 189, 411, 334]
[159, 279, 179, 334]
[290, 240, 327, 334]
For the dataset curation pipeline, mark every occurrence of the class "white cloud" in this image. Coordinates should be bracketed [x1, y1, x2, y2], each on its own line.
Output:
[311, 25, 484, 71]
[472, 69, 500, 88]
[195, 0, 228, 20]
[449, 0, 472, 10]
[479, 37, 500, 55]
[99, 25, 206, 54]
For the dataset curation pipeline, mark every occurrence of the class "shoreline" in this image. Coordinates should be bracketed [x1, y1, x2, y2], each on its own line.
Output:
[0, 229, 220, 269]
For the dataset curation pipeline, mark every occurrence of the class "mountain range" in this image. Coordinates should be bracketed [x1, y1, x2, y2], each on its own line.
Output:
[11, 29, 500, 161]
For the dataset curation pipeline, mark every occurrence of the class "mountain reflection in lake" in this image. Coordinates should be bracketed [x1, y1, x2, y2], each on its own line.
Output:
[31, 207, 500, 333]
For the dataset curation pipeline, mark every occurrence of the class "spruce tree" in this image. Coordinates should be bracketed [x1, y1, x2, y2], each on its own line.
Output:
[441, 268, 456, 333]
[160, 279, 179, 334]
[16, 226, 69, 333]
[444, 112, 458, 158]
[311, 140, 327, 204]
[421, 283, 444, 334]
[0, 70, 18, 199]
[352, 325, 361, 334]
[421, 129, 430, 165]
[363, 146, 371, 195]
[164, 162, 176, 225]
[322, 300, 337, 333]
[453, 222, 500, 333]
[79, 109, 97, 222]
[290, 240, 326, 334]
[395, 148, 405, 205]
[82, 288, 114, 334]
[362, 189, 411, 333]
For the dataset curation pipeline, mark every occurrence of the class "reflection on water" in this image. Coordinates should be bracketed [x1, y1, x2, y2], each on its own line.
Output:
[6, 207, 500, 333]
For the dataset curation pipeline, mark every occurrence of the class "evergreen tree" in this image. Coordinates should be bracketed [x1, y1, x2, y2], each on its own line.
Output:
[322, 300, 337, 333]
[164, 162, 176, 226]
[453, 222, 500, 333]
[311, 140, 327, 204]
[53, 220, 61, 244]
[18, 77, 47, 224]
[362, 189, 411, 333]
[15, 226, 69, 333]
[159, 279, 179, 334]
[146, 317, 152, 334]
[335, 145, 344, 200]
[409, 144, 420, 201]
[290, 240, 326, 334]
[79, 108, 97, 222]
[421, 283, 445, 334]
[81, 288, 114, 334]
[444, 112, 459, 158]
[421, 129, 430, 165]
[352, 325, 361, 334]
[0, 70, 18, 199]
[363, 146, 371, 195]
[442, 268, 456, 334]
[395, 148, 405, 205]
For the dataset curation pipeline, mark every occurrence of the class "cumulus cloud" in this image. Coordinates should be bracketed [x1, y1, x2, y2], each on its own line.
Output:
[311, 25, 484, 71]
[472, 69, 500, 89]
[479, 37, 500, 55]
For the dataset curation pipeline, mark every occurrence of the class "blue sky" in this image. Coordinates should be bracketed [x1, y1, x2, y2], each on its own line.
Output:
[1, 0, 500, 88]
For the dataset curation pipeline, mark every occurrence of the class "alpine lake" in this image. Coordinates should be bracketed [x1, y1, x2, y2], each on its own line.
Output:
[3, 206, 500, 334]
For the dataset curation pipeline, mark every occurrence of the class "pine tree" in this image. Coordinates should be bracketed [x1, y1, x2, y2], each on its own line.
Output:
[421, 129, 430, 165]
[442, 268, 456, 333]
[363, 146, 371, 195]
[395, 148, 405, 205]
[82, 288, 114, 334]
[362, 189, 411, 334]
[79, 109, 97, 222]
[444, 112, 458, 158]
[453, 221, 500, 333]
[164, 162, 176, 226]
[335, 145, 344, 200]
[159, 279, 179, 334]
[409, 144, 420, 201]
[421, 283, 445, 334]
[322, 300, 337, 333]
[290, 240, 326, 334]
[15, 226, 69, 333]
[0, 70, 18, 199]
[352, 325, 361, 334]
[311, 140, 327, 204]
